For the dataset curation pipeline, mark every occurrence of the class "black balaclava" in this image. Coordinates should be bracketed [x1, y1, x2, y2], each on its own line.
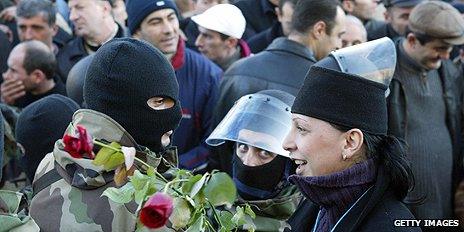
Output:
[232, 89, 295, 200]
[84, 38, 182, 153]
[15, 94, 80, 181]
[66, 54, 94, 106]
[233, 152, 290, 200]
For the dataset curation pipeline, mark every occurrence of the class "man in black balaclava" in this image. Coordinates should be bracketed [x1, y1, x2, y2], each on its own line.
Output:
[84, 38, 182, 153]
[29, 38, 183, 231]
[207, 89, 301, 231]
[230, 89, 296, 201]
[15, 94, 80, 182]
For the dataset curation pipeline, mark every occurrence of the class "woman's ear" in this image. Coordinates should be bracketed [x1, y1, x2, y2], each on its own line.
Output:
[341, 129, 364, 160]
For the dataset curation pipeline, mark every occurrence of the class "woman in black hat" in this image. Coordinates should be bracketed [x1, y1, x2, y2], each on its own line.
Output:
[282, 38, 421, 232]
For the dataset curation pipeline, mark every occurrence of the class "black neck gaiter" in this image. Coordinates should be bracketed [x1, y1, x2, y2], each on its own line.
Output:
[232, 152, 288, 200]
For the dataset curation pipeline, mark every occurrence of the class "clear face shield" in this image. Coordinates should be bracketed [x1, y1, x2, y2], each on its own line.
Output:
[330, 37, 396, 95]
[206, 94, 292, 157]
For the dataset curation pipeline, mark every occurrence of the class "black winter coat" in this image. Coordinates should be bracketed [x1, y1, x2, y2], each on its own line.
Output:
[234, 0, 277, 40]
[286, 166, 422, 232]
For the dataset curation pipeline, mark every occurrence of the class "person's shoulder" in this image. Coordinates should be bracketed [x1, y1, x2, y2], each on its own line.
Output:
[223, 54, 260, 77]
[233, 0, 260, 12]
[57, 37, 86, 59]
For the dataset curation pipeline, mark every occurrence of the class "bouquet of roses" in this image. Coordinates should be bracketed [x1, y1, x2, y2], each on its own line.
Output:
[63, 125, 256, 231]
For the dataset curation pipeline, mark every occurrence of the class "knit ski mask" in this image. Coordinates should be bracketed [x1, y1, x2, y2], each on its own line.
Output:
[84, 38, 182, 152]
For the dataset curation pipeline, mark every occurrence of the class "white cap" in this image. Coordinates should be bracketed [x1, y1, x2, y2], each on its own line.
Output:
[191, 4, 246, 39]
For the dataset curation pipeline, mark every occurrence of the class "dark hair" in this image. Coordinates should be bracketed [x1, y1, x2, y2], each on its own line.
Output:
[16, 0, 56, 26]
[22, 41, 57, 79]
[330, 123, 415, 201]
[279, 0, 299, 11]
[291, 0, 339, 35]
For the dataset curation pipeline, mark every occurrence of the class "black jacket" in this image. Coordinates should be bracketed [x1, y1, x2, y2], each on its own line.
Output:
[286, 166, 421, 232]
[56, 24, 128, 80]
[234, 0, 277, 40]
[247, 21, 283, 54]
[0, 30, 10, 74]
[180, 18, 200, 53]
[208, 37, 316, 174]
[387, 42, 464, 194]
[367, 22, 401, 42]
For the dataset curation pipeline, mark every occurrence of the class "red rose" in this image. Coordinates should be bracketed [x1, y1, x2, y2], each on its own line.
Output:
[139, 192, 174, 229]
[63, 125, 94, 159]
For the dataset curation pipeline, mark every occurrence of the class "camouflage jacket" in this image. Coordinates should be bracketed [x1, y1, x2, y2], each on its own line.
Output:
[235, 185, 302, 232]
[0, 190, 39, 232]
[29, 109, 140, 232]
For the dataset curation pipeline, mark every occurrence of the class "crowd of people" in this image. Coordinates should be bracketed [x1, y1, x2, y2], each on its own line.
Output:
[1, 0, 464, 231]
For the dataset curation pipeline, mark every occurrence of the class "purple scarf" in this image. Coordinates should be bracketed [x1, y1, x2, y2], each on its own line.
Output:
[289, 158, 377, 231]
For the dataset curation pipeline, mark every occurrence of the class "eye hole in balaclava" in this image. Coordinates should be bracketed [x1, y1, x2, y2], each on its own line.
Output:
[147, 96, 175, 110]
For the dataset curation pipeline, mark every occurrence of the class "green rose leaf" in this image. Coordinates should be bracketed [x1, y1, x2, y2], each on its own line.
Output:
[204, 172, 236, 207]
[190, 174, 208, 198]
[181, 174, 202, 194]
[245, 204, 256, 219]
[103, 151, 125, 170]
[170, 197, 191, 229]
[101, 182, 135, 204]
[185, 215, 204, 232]
[146, 166, 155, 177]
[185, 195, 196, 207]
[134, 182, 149, 205]
[219, 210, 235, 231]
[232, 206, 246, 227]
[92, 141, 120, 166]
[130, 170, 150, 191]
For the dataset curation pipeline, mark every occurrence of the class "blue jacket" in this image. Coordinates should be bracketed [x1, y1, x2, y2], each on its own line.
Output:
[171, 43, 222, 171]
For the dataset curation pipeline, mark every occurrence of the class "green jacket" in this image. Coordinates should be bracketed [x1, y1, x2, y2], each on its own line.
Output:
[236, 185, 302, 232]
[29, 110, 141, 232]
[0, 190, 39, 232]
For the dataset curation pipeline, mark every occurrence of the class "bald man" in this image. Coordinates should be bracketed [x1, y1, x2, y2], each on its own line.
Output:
[341, 15, 367, 48]
[1, 40, 66, 108]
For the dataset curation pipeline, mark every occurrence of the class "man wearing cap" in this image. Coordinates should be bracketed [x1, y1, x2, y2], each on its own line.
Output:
[387, 1, 464, 220]
[209, 0, 346, 174]
[193, 4, 251, 71]
[126, 0, 222, 172]
[57, 0, 128, 79]
[367, 0, 423, 41]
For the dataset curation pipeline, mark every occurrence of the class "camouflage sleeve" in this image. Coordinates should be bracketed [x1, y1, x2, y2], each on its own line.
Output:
[0, 190, 40, 232]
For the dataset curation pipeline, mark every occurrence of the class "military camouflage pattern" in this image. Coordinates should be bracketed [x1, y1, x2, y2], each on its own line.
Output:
[0, 190, 39, 232]
[29, 109, 146, 232]
[235, 185, 302, 231]
[1, 104, 21, 178]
